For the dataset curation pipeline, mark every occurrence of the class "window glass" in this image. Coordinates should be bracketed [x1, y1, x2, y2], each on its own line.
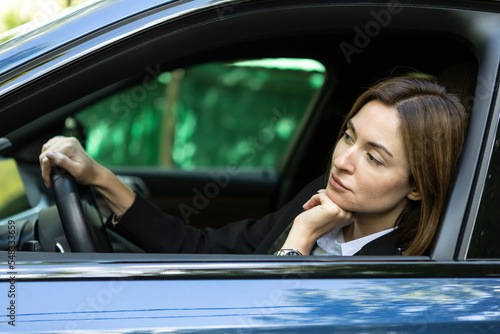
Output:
[468, 125, 500, 258]
[76, 58, 326, 170]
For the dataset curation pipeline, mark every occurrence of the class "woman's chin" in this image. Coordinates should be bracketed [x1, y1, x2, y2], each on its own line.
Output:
[325, 187, 355, 211]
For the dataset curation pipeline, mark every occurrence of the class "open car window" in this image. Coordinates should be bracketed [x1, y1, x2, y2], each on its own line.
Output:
[0, 0, 493, 264]
[74, 58, 326, 171]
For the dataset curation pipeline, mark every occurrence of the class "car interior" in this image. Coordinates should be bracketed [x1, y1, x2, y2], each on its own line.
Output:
[0, 2, 481, 258]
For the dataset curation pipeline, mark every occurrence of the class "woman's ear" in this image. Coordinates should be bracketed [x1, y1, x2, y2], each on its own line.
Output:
[407, 188, 421, 201]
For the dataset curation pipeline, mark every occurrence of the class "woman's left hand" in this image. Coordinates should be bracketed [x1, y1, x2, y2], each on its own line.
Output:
[280, 189, 354, 255]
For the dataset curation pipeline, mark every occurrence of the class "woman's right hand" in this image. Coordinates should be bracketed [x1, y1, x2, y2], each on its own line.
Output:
[39, 136, 103, 188]
[298, 190, 354, 238]
[280, 190, 354, 255]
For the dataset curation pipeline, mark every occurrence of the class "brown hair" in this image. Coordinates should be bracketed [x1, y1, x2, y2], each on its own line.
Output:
[337, 76, 468, 255]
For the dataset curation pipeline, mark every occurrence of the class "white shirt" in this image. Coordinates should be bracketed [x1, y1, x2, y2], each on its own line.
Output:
[313, 227, 396, 256]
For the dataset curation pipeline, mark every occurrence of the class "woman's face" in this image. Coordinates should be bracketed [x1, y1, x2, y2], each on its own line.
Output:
[326, 99, 417, 221]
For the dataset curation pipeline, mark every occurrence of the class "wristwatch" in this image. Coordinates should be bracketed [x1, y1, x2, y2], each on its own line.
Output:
[275, 249, 303, 256]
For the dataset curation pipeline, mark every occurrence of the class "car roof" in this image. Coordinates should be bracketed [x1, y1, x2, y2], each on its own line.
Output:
[2, 0, 500, 82]
[0, 0, 177, 77]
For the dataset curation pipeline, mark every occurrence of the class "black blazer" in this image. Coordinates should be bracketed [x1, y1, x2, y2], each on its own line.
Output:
[110, 176, 399, 255]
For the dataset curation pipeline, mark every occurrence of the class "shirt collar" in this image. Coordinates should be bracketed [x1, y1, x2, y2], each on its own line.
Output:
[315, 226, 396, 256]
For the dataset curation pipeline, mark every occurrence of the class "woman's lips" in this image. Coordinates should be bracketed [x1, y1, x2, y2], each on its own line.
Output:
[330, 173, 350, 192]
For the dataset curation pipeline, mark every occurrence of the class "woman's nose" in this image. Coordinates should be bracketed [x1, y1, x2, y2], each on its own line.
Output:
[333, 147, 356, 174]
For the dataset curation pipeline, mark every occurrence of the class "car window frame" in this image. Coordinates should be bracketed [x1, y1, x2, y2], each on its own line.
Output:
[460, 69, 500, 260]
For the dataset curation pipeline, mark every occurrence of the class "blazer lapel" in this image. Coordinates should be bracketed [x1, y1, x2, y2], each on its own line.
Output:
[355, 230, 399, 255]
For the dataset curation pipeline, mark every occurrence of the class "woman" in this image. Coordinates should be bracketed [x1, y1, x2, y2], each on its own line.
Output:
[39, 76, 468, 256]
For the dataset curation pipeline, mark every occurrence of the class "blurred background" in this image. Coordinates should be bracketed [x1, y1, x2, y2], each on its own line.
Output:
[0, 0, 89, 35]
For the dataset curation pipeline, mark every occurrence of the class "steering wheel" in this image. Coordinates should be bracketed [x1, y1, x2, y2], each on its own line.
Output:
[51, 166, 112, 252]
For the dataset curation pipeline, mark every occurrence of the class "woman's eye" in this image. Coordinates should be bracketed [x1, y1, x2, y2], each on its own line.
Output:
[343, 131, 353, 143]
[367, 153, 382, 166]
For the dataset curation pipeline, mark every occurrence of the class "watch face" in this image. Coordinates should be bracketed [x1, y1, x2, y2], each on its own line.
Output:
[285, 251, 302, 256]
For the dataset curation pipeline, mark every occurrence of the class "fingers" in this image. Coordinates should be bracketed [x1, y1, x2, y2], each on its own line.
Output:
[302, 190, 332, 210]
[302, 194, 320, 210]
[301, 190, 354, 227]
[40, 153, 54, 188]
[40, 150, 77, 188]
[40, 137, 58, 187]
[39, 136, 81, 188]
[41, 135, 64, 153]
